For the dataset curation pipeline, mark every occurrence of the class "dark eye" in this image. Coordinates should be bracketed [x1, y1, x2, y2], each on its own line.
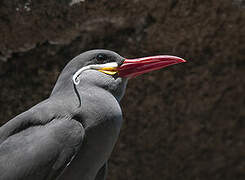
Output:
[96, 54, 107, 61]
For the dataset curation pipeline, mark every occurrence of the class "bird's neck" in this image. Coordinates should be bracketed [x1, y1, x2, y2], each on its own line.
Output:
[50, 71, 127, 110]
[51, 72, 74, 96]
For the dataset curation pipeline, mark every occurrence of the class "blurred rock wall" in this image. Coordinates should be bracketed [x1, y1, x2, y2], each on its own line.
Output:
[0, 0, 244, 179]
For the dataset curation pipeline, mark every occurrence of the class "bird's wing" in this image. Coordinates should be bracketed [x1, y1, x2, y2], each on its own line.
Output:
[0, 117, 85, 180]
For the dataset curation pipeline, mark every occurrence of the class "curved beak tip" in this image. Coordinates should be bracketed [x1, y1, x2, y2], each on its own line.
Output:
[180, 58, 187, 63]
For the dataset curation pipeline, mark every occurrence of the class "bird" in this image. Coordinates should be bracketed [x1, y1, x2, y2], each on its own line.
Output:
[0, 49, 186, 180]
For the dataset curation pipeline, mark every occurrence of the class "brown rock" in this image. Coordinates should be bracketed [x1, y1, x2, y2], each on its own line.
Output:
[0, 0, 244, 179]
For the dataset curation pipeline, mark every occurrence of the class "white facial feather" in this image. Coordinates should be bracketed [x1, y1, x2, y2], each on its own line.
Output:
[72, 62, 118, 85]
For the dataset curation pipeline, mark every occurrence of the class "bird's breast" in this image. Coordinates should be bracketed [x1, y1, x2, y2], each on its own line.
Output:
[81, 89, 123, 130]
[60, 90, 123, 179]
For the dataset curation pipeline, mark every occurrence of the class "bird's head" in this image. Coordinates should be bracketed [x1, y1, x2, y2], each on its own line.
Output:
[51, 49, 186, 103]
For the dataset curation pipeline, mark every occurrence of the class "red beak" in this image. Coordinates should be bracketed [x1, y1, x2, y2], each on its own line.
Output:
[118, 55, 186, 78]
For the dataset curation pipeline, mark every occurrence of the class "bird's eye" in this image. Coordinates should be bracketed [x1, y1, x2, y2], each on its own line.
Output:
[96, 54, 107, 61]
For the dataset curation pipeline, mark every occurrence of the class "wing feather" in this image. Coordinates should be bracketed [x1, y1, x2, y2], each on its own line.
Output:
[0, 117, 84, 180]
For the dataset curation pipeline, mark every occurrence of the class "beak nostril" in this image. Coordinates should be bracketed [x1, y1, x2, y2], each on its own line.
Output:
[117, 59, 124, 66]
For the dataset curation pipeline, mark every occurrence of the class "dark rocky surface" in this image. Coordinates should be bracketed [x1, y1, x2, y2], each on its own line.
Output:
[0, 0, 244, 179]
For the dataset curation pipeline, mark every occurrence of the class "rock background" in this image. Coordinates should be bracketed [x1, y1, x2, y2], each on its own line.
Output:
[0, 0, 244, 179]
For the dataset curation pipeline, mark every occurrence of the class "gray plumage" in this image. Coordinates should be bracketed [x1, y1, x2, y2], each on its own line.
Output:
[0, 49, 186, 180]
[0, 50, 127, 180]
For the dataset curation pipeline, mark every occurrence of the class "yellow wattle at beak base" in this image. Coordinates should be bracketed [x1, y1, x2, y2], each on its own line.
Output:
[98, 67, 118, 75]
[98, 70, 118, 75]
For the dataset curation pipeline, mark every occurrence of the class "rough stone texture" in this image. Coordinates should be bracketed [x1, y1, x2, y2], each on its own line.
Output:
[0, 0, 244, 180]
